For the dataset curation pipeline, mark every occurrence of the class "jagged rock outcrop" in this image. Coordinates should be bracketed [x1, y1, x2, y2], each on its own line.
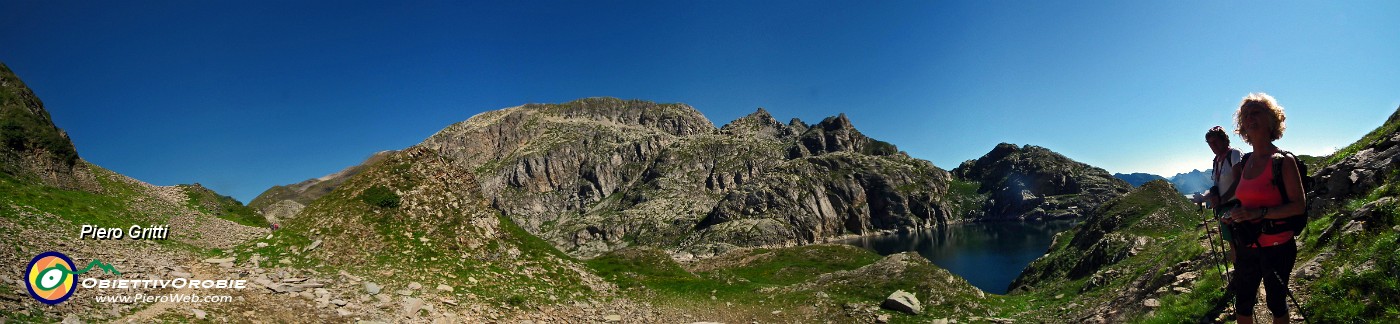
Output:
[395, 98, 957, 257]
[1309, 106, 1400, 211]
[787, 114, 897, 158]
[693, 152, 951, 246]
[0, 62, 99, 191]
[952, 143, 1131, 220]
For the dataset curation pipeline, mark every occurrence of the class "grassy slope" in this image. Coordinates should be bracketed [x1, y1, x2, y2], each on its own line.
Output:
[1003, 180, 1218, 322]
[229, 148, 598, 309]
[587, 244, 995, 322]
[1290, 107, 1400, 321]
[179, 184, 267, 227]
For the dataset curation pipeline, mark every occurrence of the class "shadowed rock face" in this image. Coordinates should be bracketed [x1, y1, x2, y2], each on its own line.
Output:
[953, 143, 1132, 221]
[383, 98, 959, 257]
[693, 153, 951, 247]
[0, 62, 99, 191]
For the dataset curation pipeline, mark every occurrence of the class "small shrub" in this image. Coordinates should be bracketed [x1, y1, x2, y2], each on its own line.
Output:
[863, 139, 898, 156]
[358, 185, 400, 208]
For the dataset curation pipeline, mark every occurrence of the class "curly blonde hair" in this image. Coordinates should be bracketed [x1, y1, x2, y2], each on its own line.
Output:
[1234, 92, 1286, 144]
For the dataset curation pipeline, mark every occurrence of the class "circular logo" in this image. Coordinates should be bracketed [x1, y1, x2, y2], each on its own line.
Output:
[26, 251, 77, 305]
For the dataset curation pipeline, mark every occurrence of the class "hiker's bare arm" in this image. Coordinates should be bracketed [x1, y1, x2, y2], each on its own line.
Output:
[1263, 155, 1306, 219]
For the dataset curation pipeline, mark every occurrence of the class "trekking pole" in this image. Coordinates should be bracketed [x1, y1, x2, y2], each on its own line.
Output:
[1267, 267, 1311, 324]
[1200, 206, 1229, 289]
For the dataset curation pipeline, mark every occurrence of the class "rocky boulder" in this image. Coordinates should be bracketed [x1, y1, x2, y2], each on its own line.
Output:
[881, 290, 922, 315]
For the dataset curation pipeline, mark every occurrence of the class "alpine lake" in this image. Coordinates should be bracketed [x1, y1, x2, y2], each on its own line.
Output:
[843, 219, 1079, 294]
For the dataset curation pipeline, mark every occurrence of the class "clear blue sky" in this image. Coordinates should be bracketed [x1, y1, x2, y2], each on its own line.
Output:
[3, 1, 1398, 203]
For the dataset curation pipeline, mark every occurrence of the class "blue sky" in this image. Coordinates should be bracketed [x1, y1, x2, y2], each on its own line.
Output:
[2, 1, 1398, 203]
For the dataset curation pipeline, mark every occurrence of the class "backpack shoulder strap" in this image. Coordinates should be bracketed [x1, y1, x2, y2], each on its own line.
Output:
[1271, 150, 1299, 205]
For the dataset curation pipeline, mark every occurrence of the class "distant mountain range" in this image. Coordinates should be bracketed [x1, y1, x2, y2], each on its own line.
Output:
[1113, 169, 1212, 195]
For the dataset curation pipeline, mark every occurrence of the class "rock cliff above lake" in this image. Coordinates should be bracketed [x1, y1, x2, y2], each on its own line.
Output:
[952, 143, 1131, 221]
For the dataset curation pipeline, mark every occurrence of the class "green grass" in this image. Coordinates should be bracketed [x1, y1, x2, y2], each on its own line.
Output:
[0, 165, 143, 228]
[181, 184, 268, 227]
[357, 185, 401, 208]
[1136, 266, 1228, 323]
[586, 245, 882, 304]
[945, 177, 986, 219]
[1302, 183, 1400, 322]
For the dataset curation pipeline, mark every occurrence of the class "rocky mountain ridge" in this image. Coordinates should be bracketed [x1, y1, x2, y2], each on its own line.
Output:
[1167, 169, 1212, 195]
[1112, 172, 1167, 187]
[952, 143, 1132, 221]
[394, 98, 956, 257]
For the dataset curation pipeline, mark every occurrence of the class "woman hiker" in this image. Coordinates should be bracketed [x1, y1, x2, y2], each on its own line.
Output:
[1221, 93, 1305, 324]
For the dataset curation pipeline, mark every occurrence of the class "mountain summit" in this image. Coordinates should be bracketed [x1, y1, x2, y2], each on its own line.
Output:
[265, 98, 958, 258]
[953, 143, 1132, 220]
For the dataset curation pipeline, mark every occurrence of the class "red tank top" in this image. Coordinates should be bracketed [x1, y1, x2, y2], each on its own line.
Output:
[1236, 157, 1284, 209]
[1234, 156, 1292, 247]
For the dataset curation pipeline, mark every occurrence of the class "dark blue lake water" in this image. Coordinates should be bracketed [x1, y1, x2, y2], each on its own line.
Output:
[843, 219, 1079, 294]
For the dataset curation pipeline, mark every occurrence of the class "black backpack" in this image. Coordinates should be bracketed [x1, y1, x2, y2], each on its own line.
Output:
[1240, 150, 1312, 236]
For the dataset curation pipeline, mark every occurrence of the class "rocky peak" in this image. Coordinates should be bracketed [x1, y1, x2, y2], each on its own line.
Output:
[788, 113, 896, 158]
[953, 143, 1131, 220]
[720, 108, 787, 138]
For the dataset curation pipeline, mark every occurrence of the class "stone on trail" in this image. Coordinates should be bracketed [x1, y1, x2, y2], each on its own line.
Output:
[880, 290, 922, 315]
[364, 282, 382, 295]
[303, 240, 323, 253]
[402, 297, 424, 318]
[203, 257, 235, 264]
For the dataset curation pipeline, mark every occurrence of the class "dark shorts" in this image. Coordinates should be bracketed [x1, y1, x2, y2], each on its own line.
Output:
[1232, 241, 1297, 317]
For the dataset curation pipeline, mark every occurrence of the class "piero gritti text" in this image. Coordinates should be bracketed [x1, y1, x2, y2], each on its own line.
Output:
[79, 224, 170, 240]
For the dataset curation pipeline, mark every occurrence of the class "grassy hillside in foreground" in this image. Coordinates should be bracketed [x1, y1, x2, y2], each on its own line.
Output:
[230, 146, 605, 310]
[587, 244, 996, 323]
[1004, 180, 1222, 322]
[1288, 106, 1400, 321]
